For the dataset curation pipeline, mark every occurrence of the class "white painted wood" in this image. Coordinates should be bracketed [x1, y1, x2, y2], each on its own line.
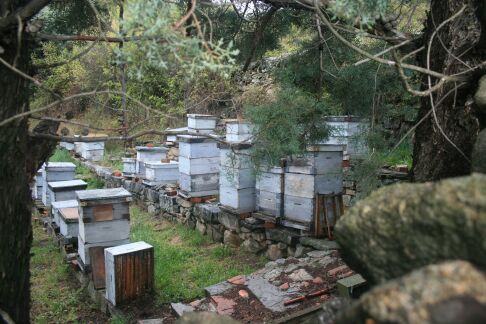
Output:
[77, 188, 132, 202]
[256, 171, 283, 193]
[226, 121, 252, 135]
[219, 187, 256, 212]
[220, 148, 253, 169]
[178, 156, 220, 175]
[77, 236, 129, 266]
[51, 200, 78, 226]
[256, 190, 283, 217]
[179, 141, 219, 158]
[136, 146, 168, 174]
[220, 167, 255, 189]
[78, 219, 130, 243]
[144, 161, 179, 183]
[81, 149, 104, 161]
[286, 146, 343, 175]
[122, 158, 136, 174]
[283, 194, 314, 226]
[59, 217, 79, 237]
[42, 163, 76, 207]
[284, 172, 343, 198]
[179, 172, 219, 192]
[187, 114, 218, 129]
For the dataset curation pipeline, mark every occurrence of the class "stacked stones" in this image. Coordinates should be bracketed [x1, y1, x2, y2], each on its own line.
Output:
[76, 188, 132, 268]
[178, 114, 219, 197]
[135, 146, 169, 176]
[42, 162, 76, 207]
[219, 120, 256, 212]
[282, 144, 344, 231]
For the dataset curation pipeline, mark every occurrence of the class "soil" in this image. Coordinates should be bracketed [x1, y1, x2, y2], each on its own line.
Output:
[119, 295, 177, 324]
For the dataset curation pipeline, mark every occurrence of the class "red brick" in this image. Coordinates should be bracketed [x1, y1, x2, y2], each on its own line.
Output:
[238, 290, 249, 299]
[211, 296, 236, 316]
[279, 282, 289, 290]
[327, 265, 349, 277]
[227, 275, 246, 285]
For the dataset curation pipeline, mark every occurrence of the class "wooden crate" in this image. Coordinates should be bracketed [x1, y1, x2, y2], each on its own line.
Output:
[178, 156, 220, 175]
[105, 242, 154, 306]
[179, 172, 219, 193]
[284, 172, 343, 199]
[219, 187, 256, 212]
[144, 161, 179, 185]
[48, 179, 88, 204]
[178, 136, 219, 159]
[78, 236, 129, 266]
[80, 142, 105, 161]
[79, 219, 130, 244]
[256, 190, 283, 217]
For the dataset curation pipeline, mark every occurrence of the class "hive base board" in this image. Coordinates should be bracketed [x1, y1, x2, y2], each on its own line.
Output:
[219, 204, 253, 219]
[178, 189, 219, 198]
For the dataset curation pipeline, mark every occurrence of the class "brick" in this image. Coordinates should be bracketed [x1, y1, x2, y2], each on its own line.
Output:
[327, 265, 349, 277]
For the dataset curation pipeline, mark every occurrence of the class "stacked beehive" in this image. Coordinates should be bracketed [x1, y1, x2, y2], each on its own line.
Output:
[135, 146, 168, 176]
[52, 199, 79, 226]
[76, 188, 132, 267]
[122, 158, 136, 176]
[47, 179, 87, 204]
[282, 144, 343, 231]
[322, 116, 368, 160]
[178, 114, 219, 197]
[255, 165, 285, 219]
[143, 161, 179, 186]
[32, 167, 44, 200]
[219, 121, 256, 212]
[79, 141, 105, 161]
[42, 162, 76, 207]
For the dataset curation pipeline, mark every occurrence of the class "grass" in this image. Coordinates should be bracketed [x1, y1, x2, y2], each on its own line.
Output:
[30, 222, 112, 323]
[129, 206, 265, 303]
[49, 148, 105, 189]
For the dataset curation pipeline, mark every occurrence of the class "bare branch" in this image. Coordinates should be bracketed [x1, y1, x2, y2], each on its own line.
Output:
[0, 0, 51, 31]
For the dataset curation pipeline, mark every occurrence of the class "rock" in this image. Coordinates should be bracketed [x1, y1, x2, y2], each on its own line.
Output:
[171, 303, 194, 317]
[306, 250, 332, 258]
[194, 203, 220, 224]
[335, 174, 486, 285]
[147, 204, 157, 215]
[243, 238, 264, 254]
[196, 220, 206, 235]
[187, 219, 196, 230]
[288, 269, 313, 281]
[300, 237, 340, 251]
[176, 196, 194, 208]
[277, 242, 287, 250]
[313, 277, 324, 284]
[138, 319, 163, 324]
[287, 246, 296, 257]
[207, 225, 224, 243]
[275, 258, 286, 265]
[266, 244, 286, 261]
[264, 268, 282, 281]
[238, 290, 249, 299]
[474, 74, 486, 110]
[218, 210, 240, 231]
[266, 228, 298, 245]
[283, 264, 299, 274]
[265, 261, 278, 269]
[240, 226, 251, 233]
[472, 130, 486, 173]
[223, 230, 241, 248]
[227, 275, 246, 285]
[336, 261, 486, 324]
[251, 232, 266, 242]
[205, 281, 234, 296]
[294, 244, 313, 258]
[177, 312, 239, 324]
[211, 295, 236, 316]
[327, 265, 350, 277]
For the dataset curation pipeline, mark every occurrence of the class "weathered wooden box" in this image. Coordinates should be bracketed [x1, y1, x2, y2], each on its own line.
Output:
[219, 187, 256, 212]
[47, 179, 88, 204]
[122, 158, 136, 175]
[80, 141, 105, 161]
[220, 167, 255, 189]
[178, 136, 219, 158]
[179, 172, 219, 196]
[58, 207, 79, 238]
[283, 194, 315, 230]
[256, 190, 283, 217]
[76, 188, 132, 223]
[42, 162, 76, 207]
[286, 144, 343, 175]
[178, 156, 220, 175]
[255, 170, 284, 194]
[187, 114, 218, 130]
[219, 144, 253, 169]
[79, 219, 130, 244]
[284, 172, 343, 198]
[105, 241, 154, 306]
[323, 116, 369, 157]
[136, 146, 168, 175]
[78, 235, 129, 266]
[225, 120, 253, 143]
[144, 161, 179, 185]
[51, 199, 78, 226]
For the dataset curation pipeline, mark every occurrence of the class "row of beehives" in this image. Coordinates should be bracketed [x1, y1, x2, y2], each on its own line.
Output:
[60, 137, 106, 162]
[33, 166, 153, 306]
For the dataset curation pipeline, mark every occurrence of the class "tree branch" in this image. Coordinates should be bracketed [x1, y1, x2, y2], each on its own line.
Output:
[0, 0, 51, 31]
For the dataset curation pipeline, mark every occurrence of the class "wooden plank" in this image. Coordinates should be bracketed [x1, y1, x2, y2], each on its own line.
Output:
[93, 204, 113, 221]
[90, 247, 107, 289]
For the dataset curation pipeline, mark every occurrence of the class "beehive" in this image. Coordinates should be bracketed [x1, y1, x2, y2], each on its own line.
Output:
[76, 188, 132, 266]
[143, 161, 179, 186]
[79, 141, 105, 161]
[255, 166, 285, 217]
[105, 241, 154, 306]
[219, 143, 256, 212]
[178, 135, 219, 197]
[122, 158, 136, 176]
[187, 114, 218, 134]
[58, 207, 79, 238]
[322, 116, 368, 158]
[51, 199, 78, 226]
[225, 120, 253, 143]
[135, 146, 168, 175]
[42, 162, 76, 207]
[32, 168, 43, 200]
[47, 179, 87, 204]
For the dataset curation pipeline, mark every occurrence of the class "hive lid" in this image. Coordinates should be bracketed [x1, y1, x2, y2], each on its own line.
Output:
[45, 162, 76, 170]
[59, 207, 79, 222]
[76, 187, 132, 201]
[48, 179, 87, 190]
[166, 126, 188, 133]
[105, 241, 153, 256]
[306, 144, 344, 152]
[218, 143, 252, 150]
[144, 161, 179, 168]
[177, 134, 218, 143]
[51, 199, 78, 209]
[135, 146, 168, 152]
[187, 114, 218, 120]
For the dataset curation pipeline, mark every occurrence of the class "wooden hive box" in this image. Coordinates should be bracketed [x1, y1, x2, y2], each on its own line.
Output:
[51, 199, 78, 226]
[105, 241, 154, 306]
[187, 114, 217, 131]
[47, 179, 88, 204]
[76, 188, 132, 223]
[286, 144, 343, 175]
[225, 120, 253, 143]
[143, 161, 179, 186]
[122, 158, 136, 176]
[79, 141, 105, 161]
[42, 162, 76, 207]
[58, 207, 79, 238]
[135, 146, 168, 175]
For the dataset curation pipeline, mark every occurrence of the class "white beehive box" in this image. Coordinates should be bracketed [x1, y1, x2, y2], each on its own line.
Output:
[178, 156, 220, 175]
[322, 116, 369, 157]
[179, 173, 219, 196]
[220, 168, 255, 189]
[58, 207, 79, 238]
[60, 141, 75, 151]
[220, 146, 253, 169]
[286, 144, 343, 175]
[80, 141, 105, 161]
[76, 188, 132, 223]
[219, 187, 256, 212]
[42, 162, 76, 207]
[79, 219, 130, 244]
[78, 236, 129, 266]
[256, 190, 283, 217]
[122, 158, 136, 175]
[283, 195, 315, 230]
[143, 161, 179, 186]
[105, 241, 154, 306]
[187, 114, 218, 130]
[51, 199, 78, 226]
[135, 146, 168, 175]
[284, 172, 343, 199]
[225, 120, 253, 143]
[33, 168, 43, 199]
[178, 135, 219, 158]
[48, 179, 87, 204]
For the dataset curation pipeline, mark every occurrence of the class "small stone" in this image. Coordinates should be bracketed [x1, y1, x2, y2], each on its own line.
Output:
[289, 269, 313, 282]
[243, 238, 264, 254]
[238, 290, 249, 299]
[279, 282, 289, 290]
[284, 264, 299, 274]
[307, 250, 332, 258]
[275, 258, 286, 265]
[227, 275, 246, 285]
[277, 242, 287, 250]
[196, 220, 206, 235]
[223, 230, 241, 248]
[313, 277, 324, 284]
[171, 303, 194, 317]
[211, 296, 236, 316]
[303, 281, 310, 288]
[294, 244, 313, 258]
[263, 268, 282, 281]
[266, 244, 286, 261]
[241, 226, 251, 233]
[189, 299, 204, 308]
[265, 261, 278, 269]
[287, 246, 296, 257]
[272, 280, 282, 286]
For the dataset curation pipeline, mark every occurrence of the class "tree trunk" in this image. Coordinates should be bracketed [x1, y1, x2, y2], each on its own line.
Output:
[412, 0, 485, 181]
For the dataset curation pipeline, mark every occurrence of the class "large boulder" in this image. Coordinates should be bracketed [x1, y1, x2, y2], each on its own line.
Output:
[336, 261, 486, 324]
[335, 174, 486, 285]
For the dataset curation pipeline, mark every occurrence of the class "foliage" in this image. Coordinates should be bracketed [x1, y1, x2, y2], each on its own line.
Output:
[129, 206, 263, 303]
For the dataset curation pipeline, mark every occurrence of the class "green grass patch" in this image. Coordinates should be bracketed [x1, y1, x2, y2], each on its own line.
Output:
[129, 207, 264, 303]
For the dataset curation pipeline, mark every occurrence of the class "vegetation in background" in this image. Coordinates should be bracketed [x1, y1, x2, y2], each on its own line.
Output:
[130, 207, 264, 303]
